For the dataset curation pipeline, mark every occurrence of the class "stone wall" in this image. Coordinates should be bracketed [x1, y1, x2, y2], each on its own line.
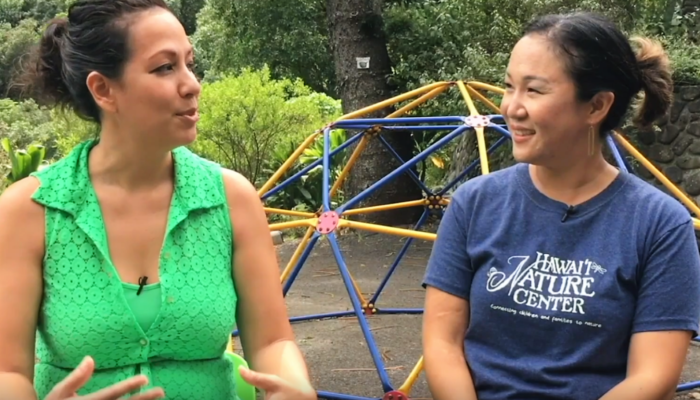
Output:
[630, 85, 700, 205]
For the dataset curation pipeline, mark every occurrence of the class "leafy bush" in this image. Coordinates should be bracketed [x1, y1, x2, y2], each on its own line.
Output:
[191, 66, 342, 184]
[0, 98, 54, 152]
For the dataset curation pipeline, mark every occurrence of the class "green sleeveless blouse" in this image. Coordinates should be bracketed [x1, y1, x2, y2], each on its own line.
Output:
[30, 140, 239, 399]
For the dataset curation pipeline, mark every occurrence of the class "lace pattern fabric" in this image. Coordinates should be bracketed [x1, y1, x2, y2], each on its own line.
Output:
[31, 140, 239, 399]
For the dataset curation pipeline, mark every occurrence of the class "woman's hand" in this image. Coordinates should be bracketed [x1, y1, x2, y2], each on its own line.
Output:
[239, 366, 316, 400]
[44, 356, 164, 400]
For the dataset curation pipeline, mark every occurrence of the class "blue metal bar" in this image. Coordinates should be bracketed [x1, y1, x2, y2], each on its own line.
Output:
[605, 133, 636, 175]
[289, 311, 356, 323]
[338, 125, 470, 213]
[677, 381, 700, 392]
[376, 135, 433, 195]
[316, 391, 378, 400]
[487, 123, 512, 138]
[327, 233, 394, 393]
[335, 124, 463, 131]
[370, 208, 431, 305]
[375, 308, 424, 314]
[283, 233, 321, 297]
[322, 127, 332, 211]
[606, 134, 627, 173]
[332, 116, 469, 126]
[437, 135, 510, 196]
[261, 132, 363, 201]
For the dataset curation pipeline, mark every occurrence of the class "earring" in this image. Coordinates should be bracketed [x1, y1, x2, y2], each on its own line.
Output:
[588, 126, 596, 156]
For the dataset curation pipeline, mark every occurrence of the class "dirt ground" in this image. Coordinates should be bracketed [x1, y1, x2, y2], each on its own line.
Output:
[233, 226, 700, 400]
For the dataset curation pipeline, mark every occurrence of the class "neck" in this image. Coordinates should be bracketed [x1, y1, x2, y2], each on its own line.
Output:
[529, 150, 618, 206]
[89, 126, 173, 191]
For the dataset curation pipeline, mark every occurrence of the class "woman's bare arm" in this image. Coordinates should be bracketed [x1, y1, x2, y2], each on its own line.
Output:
[423, 286, 477, 400]
[599, 331, 691, 400]
[0, 178, 46, 400]
[222, 169, 314, 393]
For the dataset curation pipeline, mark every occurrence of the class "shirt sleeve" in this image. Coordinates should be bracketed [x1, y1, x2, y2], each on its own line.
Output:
[633, 219, 700, 336]
[422, 193, 473, 300]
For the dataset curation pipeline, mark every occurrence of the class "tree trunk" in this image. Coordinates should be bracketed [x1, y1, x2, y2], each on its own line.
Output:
[325, 0, 421, 225]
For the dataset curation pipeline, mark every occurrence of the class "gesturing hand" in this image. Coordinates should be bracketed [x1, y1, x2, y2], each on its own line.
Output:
[238, 366, 316, 400]
[44, 356, 165, 400]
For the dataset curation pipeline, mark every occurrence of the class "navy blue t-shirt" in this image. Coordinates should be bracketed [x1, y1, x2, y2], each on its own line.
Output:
[423, 162, 700, 400]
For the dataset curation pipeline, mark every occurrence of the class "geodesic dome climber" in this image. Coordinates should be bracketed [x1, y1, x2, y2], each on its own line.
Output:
[233, 80, 700, 400]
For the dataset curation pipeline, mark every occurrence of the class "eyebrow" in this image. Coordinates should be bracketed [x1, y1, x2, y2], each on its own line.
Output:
[149, 47, 194, 60]
[505, 72, 550, 84]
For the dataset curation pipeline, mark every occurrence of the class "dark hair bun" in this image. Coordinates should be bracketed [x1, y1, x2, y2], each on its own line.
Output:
[32, 18, 73, 107]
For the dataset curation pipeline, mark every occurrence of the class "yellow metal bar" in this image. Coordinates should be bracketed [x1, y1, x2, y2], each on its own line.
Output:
[457, 81, 490, 175]
[269, 219, 316, 231]
[695, 218, 700, 230]
[388, 85, 450, 118]
[613, 132, 700, 218]
[280, 226, 315, 283]
[330, 135, 370, 198]
[258, 131, 321, 196]
[466, 85, 500, 114]
[264, 207, 315, 218]
[330, 84, 452, 198]
[467, 81, 505, 95]
[338, 219, 437, 241]
[348, 272, 368, 306]
[337, 82, 452, 121]
[227, 337, 235, 352]
[342, 199, 427, 216]
[398, 356, 424, 395]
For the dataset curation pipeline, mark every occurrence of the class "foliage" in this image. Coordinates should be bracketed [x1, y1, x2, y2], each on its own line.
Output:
[190, 67, 341, 185]
[50, 108, 99, 157]
[0, 0, 70, 27]
[0, 18, 39, 98]
[0, 98, 54, 150]
[193, 0, 334, 94]
[1, 137, 46, 184]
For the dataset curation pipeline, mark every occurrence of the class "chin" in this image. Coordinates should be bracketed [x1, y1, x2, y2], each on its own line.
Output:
[511, 145, 531, 164]
[175, 128, 198, 147]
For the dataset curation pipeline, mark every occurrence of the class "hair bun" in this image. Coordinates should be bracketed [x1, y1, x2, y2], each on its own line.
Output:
[630, 36, 673, 128]
[26, 17, 73, 108]
[46, 18, 68, 39]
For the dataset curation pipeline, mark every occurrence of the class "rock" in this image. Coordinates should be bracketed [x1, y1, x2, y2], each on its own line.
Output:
[649, 144, 676, 163]
[659, 125, 681, 144]
[665, 166, 683, 183]
[688, 122, 700, 138]
[685, 172, 700, 196]
[689, 141, 700, 155]
[689, 99, 700, 114]
[677, 155, 700, 170]
[673, 136, 693, 156]
[671, 99, 687, 122]
[681, 86, 700, 101]
[635, 128, 656, 146]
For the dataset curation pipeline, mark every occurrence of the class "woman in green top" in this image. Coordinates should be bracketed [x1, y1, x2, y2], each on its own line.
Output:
[0, 1, 316, 399]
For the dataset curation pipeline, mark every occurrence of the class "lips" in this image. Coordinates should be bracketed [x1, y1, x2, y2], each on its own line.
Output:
[176, 108, 198, 117]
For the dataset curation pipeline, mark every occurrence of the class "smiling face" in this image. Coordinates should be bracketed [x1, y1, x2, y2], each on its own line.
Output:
[90, 7, 201, 151]
[500, 34, 594, 167]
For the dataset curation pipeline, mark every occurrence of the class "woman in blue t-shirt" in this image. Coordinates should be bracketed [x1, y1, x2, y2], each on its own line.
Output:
[422, 11, 700, 400]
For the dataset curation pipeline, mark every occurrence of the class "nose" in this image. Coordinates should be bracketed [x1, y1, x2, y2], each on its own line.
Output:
[501, 90, 527, 122]
[179, 67, 201, 99]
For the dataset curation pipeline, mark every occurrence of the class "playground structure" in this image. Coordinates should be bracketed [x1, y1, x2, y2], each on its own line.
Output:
[245, 80, 700, 400]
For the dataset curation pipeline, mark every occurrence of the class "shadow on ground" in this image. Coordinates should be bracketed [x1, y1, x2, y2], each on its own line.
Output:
[233, 229, 700, 400]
